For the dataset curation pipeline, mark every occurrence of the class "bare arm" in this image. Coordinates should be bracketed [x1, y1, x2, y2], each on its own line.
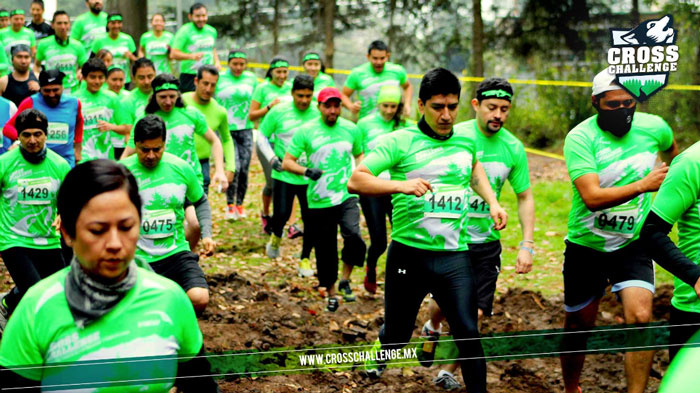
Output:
[204, 129, 228, 191]
[120, 146, 136, 160]
[401, 80, 413, 116]
[169, 48, 202, 61]
[97, 121, 129, 136]
[73, 143, 82, 163]
[347, 164, 433, 197]
[515, 188, 535, 274]
[281, 152, 306, 175]
[660, 139, 679, 165]
[212, 48, 220, 70]
[137, 45, 145, 58]
[573, 165, 668, 211]
[340, 86, 360, 114]
[0, 75, 7, 94]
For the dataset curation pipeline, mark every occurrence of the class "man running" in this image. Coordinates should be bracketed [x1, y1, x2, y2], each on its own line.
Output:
[121, 57, 156, 128]
[0, 9, 36, 59]
[560, 69, 678, 393]
[26, 1, 53, 41]
[121, 115, 214, 315]
[35, 10, 89, 94]
[0, 45, 39, 107]
[0, 108, 71, 333]
[341, 40, 412, 120]
[261, 75, 319, 277]
[170, 3, 218, 93]
[283, 87, 366, 310]
[71, 0, 107, 50]
[182, 64, 236, 194]
[4, 69, 84, 167]
[347, 68, 506, 393]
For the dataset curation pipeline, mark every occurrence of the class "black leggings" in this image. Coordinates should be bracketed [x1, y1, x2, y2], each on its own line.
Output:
[1, 247, 66, 313]
[227, 129, 253, 205]
[359, 195, 392, 271]
[271, 179, 312, 259]
[379, 241, 486, 393]
[669, 306, 700, 361]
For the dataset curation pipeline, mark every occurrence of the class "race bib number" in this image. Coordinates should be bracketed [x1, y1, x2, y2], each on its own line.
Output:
[83, 107, 110, 130]
[467, 195, 490, 218]
[17, 177, 52, 205]
[141, 209, 176, 239]
[47, 122, 69, 145]
[592, 202, 639, 238]
[422, 185, 467, 219]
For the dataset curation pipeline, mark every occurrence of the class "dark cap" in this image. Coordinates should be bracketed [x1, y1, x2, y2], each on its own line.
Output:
[39, 69, 65, 87]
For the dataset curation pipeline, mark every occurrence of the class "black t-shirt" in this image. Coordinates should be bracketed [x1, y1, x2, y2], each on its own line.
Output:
[26, 21, 54, 41]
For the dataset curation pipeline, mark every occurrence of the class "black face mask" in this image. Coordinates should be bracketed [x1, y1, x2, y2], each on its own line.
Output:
[20, 145, 47, 164]
[596, 106, 636, 138]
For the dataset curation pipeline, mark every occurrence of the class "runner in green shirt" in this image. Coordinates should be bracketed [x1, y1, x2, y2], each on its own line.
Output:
[181, 64, 236, 195]
[283, 87, 366, 309]
[70, 0, 107, 50]
[0, 43, 8, 76]
[355, 85, 412, 294]
[0, 108, 70, 333]
[119, 58, 156, 148]
[106, 66, 126, 98]
[123, 115, 215, 315]
[170, 3, 219, 93]
[302, 51, 335, 99]
[34, 11, 88, 93]
[261, 75, 319, 277]
[0, 9, 36, 59]
[90, 14, 137, 85]
[347, 69, 504, 392]
[341, 40, 412, 120]
[0, 158, 219, 392]
[0, 9, 9, 29]
[75, 58, 129, 162]
[216, 49, 257, 220]
[137, 13, 173, 76]
[560, 69, 679, 393]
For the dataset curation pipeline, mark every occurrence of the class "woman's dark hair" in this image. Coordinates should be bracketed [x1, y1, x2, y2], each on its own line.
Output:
[81, 57, 107, 78]
[131, 57, 155, 77]
[106, 67, 125, 78]
[133, 115, 167, 143]
[391, 102, 405, 130]
[58, 159, 141, 238]
[418, 68, 461, 103]
[303, 51, 326, 74]
[292, 74, 314, 92]
[16, 108, 48, 134]
[95, 49, 112, 62]
[146, 74, 184, 114]
[265, 56, 289, 80]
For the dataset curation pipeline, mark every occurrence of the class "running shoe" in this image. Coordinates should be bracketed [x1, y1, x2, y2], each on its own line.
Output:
[297, 258, 314, 277]
[224, 204, 238, 221]
[261, 212, 272, 235]
[265, 234, 282, 258]
[338, 279, 356, 302]
[326, 297, 339, 312]
[287, 223, 304, 239]
[236, 205, 247, 218]
[0, 293, 9, 335]
[363, 266, 377, 294]
[433, 370, 462, 391]
[416, 320, 442, 367]
[362, 340, 386, 379]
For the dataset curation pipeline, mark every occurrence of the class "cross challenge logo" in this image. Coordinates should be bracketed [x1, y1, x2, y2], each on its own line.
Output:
[607, 15, 679, 101]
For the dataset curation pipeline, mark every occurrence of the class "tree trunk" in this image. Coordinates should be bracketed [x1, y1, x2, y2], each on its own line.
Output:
[631, 0, 640, 25]
[272, 0, 280, 54]
[107, 0, 148, 44]
[322, 0, 335, 68]
[471, 0, 484, 77]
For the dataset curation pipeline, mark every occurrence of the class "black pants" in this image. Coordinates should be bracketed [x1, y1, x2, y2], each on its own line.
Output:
[179, 73, 196, 93]
[669, 306, 700, 361]
[1, 247, 66, 313]
[359, 195, 392, 271]
[379, 241, 486, 393]
[306, 198, 366, 288]
[200, 159, 211, 194]
[271, 179, 312, 259]
[227, 129, 253, 205]
[256, 143, 273, 198]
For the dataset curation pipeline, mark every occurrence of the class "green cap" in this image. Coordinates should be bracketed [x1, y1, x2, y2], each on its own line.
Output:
[10, 9, 24, 16]
[377, 85, 402, 104]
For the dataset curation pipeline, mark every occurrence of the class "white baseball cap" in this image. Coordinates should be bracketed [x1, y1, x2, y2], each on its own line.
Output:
[592, 69, 622, 96]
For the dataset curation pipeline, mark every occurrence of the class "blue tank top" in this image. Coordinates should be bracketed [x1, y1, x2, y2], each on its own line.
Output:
[29, 93, 79, 167]
[0, 97, 14, 155]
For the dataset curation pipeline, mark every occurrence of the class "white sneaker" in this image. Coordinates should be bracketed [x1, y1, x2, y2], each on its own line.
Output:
[224, 205, 239, 221]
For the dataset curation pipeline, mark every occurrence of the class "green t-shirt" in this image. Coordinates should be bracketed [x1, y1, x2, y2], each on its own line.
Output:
[260, 101, 319, 185]
[0, 26, 36, 57]
[181, 92, 235, 172]
[122, 88, 151, 125]
[0, 48, 9, 76]
[312, 72, 335, 98]
[75, 85, 129, 161]
[170, 22, 217, 75]
[564, 112, 674, 252]
[344, 62, 407, 119]
[287, 117, 362, 209]
[251, 80, 293, 110]
[122, 153, 203, 263]
[215, 70, 257, 131]
[139, 30, 173, 75]
[36, 36, 89, 91]
[650, 141, 700, 313]
[362, 124, 478, 251]
[456, 120, 530, 243]
[91, 33, 137, 84]
[129, 106, 209, 185]
[0, 265, 203, 391]
[0, 148, 70, 251]
[70, 11, 108, 49]
[356, 112, 411, 180]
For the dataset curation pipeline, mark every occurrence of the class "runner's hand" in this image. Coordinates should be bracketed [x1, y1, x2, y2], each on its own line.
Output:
[402, 104, 411, 117]
[192, 53, 204, 61]
[225, 170, 234, 183]
[305, 168, 323, 180]
[490, 202, 507, 230]
[270, 157, 283, 171]
[28, 80, 39, 92]
[212, 170, 229, 192]
[52, 215, 61, 232]
[350, 101, 361, 114]
[398, 178, 433, 197]
[269, 98, 281, 108]
[639, 162, 668, 192]
[201, 237, 216, 256]
[97, 121, 112, 132]
[515, 248, 533, 274]
[694, 277, 700, 299]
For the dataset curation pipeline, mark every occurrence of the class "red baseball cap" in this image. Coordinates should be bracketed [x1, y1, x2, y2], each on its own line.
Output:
[317, 87, 342, 103]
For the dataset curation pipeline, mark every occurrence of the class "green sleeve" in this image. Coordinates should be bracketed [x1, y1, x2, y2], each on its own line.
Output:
[350, 125, 363, 156]
[223, 139, 236, 172]
[127, 35, 136, 53]
[89, 37, 101, 54]
[172, 286, 204, 359]
[251, 84, 265, 105]
[171, 27, 188, 51]
[362, 133, 400, 176]
[110, 95, 129, 125]
[29, 32, 36, 48]
[564, 131, 596, 182]
[35, 40, 45, 62]
[286, 127, 306, 159]
[397, 65, 408, 85]
[76, 43, 88, 67]
[345, 69, 359, 91]
[0, 49, 9, 76]
[139, 32, 148, 48]
[651, 154, 700, 225]
[0, 293, 43, 381]
[657, 118, 674, 152]
[71, 19, 83, 43]
[509, 142, 531, 194]
[258, 106, 277, 138]
[216, 107, 230, 143]
[193, 110, 208, 136]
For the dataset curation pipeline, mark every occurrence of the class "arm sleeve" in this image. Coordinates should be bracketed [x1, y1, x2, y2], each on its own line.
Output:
[285, 127, 305, 159]
[3, 98, 33, 140]
[74, 100, 84, 144]
[563, 131, 596, 182]
[255, 130, 276, 162]
[171, 28, 187, 51]
[362, 133, 400, 176]
[193, 195, 212, 239]
[258, 107, 276, 138]
[509, 142, 531, 194]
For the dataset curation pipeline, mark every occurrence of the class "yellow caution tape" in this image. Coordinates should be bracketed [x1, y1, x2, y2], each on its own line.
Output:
[524, 147, 565, 161]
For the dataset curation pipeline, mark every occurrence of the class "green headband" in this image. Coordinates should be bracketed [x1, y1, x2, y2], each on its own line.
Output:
[107, 15, 122, 22]
[228, 51, 247, 60]
[303, 53, 320, 62]
[154, 82, 179, 92]
[269, 60, 289, 69]
[0, 11, 8, 17]
[10, 9, 24, 16]
[479, 89, 513, 100]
